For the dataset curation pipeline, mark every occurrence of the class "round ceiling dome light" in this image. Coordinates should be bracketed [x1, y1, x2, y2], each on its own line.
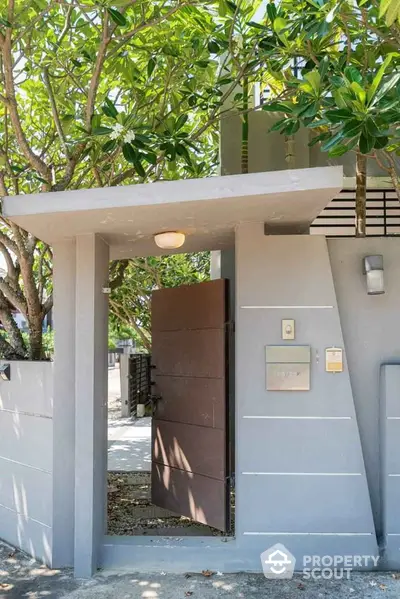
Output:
[154, 231, 185, 250]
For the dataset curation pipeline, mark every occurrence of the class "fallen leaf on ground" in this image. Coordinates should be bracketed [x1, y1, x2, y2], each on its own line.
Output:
[379, 584, 387, 591]
[202, 570, 214, 577]
[392, 574, 400, 580]
[185, 592, 193, 597]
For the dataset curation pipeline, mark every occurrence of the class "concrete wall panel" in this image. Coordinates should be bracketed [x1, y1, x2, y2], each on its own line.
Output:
[235, 226, 377, 566]
[0, 361, 53, 565]
[328, 238, 400, 537]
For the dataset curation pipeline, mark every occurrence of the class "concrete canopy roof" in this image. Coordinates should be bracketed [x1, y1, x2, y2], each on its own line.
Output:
[3, 166, 342, 258]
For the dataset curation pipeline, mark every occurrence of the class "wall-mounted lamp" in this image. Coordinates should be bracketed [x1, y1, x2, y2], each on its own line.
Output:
[0, 363, 11, 381]
[363, 255, 385, 295]
[154, 231, 185, 250]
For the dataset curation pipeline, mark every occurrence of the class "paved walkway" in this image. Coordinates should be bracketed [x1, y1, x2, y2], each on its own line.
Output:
[1, 542, 400, 599]
[107, 366, 151, 472]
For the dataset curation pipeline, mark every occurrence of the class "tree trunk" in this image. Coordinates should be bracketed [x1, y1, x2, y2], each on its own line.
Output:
[241, 77, 249, 175]
[355, 151, 367, 237]
[284, 135, 296, 169]
[29, 317, 44, 360]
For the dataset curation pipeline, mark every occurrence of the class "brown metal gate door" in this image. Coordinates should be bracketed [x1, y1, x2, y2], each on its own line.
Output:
[151, 279, 229, 532]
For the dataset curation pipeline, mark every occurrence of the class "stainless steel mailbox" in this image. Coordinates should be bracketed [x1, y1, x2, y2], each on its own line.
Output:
[266, 345, 311, 391]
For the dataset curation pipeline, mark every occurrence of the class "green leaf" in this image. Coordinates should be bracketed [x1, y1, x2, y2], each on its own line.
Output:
[207, 40, 220, 53]
[328, 144, 350, 157]
[267, 3, 277, 21]
[175, 114, 188, 131]
[325, 109, 354, 123]
[344, 66, 362, 84]
[350, 81, 366, 105]
[269, 118, 288, 132]
[0, 17, 12, 27]
[142, 152, 157, 165]
[318, 56, 329, 80]
[365, 118, 380, 137]
[131, 137, 146, 149]
[371, 72, 400, 106]
[308, 132, 330, 146]
[359, 130, 374, 154]
[92, 126, 113, 135]
[301, 70, 321, 97]
[379, 0, 393, 17]
[367, 54, 394, 103]
[385, 0, 400, 25]
[374, 136, 389, 149]
[103, 98, 118, 119]
[342, 120, 363, 137]
[91, 114, 101, 130]
[321, 131, 345, 152]
[176, 143, 192, 164]
[133, 157, 146, 178]
[122, 143, 137, 163]
[284, 120, 300, 135]
[262, 101, 294, 113]
[107, 8, 127, 27]
[147, 57, 156, 78]
[102, 139, 117, 152]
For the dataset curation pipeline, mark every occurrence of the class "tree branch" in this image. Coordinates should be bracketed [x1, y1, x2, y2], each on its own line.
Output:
[86, 9, 110, 131]
[0, 276, 27, 316]
[42, 67, 70, 157]
[2, 2, 51, 183]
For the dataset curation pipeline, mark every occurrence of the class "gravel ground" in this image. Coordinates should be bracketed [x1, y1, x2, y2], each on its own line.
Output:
[2, 541, 400, 599]
[107, 472, 226, 536]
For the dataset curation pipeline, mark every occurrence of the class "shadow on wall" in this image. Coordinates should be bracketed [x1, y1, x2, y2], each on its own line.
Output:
[0, 362, 53, 566]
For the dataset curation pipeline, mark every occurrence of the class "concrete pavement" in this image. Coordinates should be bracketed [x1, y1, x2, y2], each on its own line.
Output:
[1, 541, 400, 599]
[107, 366, 151, 472]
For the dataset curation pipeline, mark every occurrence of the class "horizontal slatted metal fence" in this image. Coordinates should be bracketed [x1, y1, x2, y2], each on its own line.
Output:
[311, 189, 400, 237]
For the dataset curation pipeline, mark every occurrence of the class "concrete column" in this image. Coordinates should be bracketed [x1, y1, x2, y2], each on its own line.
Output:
[52, 240, 76, 567]
[120, 352, 130, 418]
[74, 234, 110, 577]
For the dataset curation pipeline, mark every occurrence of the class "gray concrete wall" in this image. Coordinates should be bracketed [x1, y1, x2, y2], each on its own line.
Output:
[380, 365, 400, 568]
[0, 361, 53, 565]
[235, 226, 378, 566]
[328, 238, 400, 539]
[220, 112, 386, 178]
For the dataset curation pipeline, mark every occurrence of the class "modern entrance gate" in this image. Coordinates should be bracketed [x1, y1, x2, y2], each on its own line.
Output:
[151, 279, 230, 531]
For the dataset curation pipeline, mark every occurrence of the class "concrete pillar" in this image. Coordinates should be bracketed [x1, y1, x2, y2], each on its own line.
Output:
[74, 234, 110, 577]
[210, 251, 221, 279]
[120, 352, 130, 418]
[52, 240, 76, 567]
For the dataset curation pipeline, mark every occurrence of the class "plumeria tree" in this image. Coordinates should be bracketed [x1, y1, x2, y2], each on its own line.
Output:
[0, 0, 266, 359]
[256, 0, 400, 235]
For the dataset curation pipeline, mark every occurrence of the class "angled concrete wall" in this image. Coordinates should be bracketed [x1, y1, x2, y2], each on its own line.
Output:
[328, 237, 400, 539]
[235, 227, 378, 568]
[380, 365, 400, 568]
[0, 361, 53, 565]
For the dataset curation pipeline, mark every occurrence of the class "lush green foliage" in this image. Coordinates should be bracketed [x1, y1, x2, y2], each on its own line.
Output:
[258, 0, 400, 160]
[0, 0, 264, 358]
[109, 252, 210, 350]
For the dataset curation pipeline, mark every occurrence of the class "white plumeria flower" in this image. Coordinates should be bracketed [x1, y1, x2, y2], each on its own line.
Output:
[110, 123, 124, 140]
[124, 130, 136, 144]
